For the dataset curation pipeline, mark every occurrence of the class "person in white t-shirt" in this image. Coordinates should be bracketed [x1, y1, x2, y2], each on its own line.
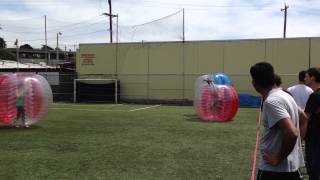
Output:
[250, 62, 307, 180]
[287, 70, 313, 110]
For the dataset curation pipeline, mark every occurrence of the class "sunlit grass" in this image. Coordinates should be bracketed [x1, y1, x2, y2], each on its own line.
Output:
[0, 103, 259, 180]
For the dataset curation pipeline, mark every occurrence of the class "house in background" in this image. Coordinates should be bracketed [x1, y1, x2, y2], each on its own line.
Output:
[7, 44, 76, 68]
[0, 59, 76, 102]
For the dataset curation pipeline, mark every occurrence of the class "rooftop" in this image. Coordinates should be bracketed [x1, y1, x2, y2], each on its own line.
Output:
[0, 60, 56, 69]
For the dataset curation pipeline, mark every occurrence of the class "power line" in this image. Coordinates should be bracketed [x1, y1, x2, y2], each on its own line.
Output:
[47, 21, 106, 33]
[1, 16, 106, 34]
[0, 15, 43, 22]
[45, 16, 104, 29]
[5, 29, 108, 43]
[135, 4, 277, 12]
[118, 9, 183, 28]
[1, 29, 51, 34]
[0, 0, 100, 5]
[139, 0, 273, 8]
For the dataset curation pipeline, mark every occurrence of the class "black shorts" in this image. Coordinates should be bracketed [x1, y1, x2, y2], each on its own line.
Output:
[305, 142, 320, 179]
[257, 169, 303, 180]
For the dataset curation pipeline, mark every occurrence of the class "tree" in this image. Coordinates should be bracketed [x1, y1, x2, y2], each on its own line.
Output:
[20, 44, 33, 50]
[0, 49, 16, 61]
[0, 37, 6, 49]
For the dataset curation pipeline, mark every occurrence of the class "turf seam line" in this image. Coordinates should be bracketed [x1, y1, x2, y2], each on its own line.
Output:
[250, 107, 262, 180]
[51, 107, 126, 112]
[53, 104, 123, 107]
[127, 105, 161, 112]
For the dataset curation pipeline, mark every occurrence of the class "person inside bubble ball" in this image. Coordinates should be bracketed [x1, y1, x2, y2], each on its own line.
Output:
[203, 78, 222, 112]
[14, 83, 28, 128]
[211, 86, 222, 110]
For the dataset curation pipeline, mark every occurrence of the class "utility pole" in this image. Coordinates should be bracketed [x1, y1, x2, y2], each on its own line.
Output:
[116, 14, 119, 43]
[281, 3, 289, 38]
[45, 15, 48, 65]
[108, 0, 113, 43]
[102, 1, 118, 44]
[14, 39, 19, 71]
[182, 8, 185, 42]
[56, 32, 62, 62]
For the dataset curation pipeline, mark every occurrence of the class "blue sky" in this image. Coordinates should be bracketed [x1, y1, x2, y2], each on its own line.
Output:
[0, 0, 320, 49]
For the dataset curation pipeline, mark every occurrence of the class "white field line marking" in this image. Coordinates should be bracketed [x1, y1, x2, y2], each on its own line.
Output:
[51, 107, 125, 112]
[127, 105, 161, 112]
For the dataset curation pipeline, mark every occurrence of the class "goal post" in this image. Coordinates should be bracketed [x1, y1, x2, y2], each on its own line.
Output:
[74, 79, 118, 103]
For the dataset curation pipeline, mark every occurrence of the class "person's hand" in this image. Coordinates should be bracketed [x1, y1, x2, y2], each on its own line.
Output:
[263, 152, 282, 166]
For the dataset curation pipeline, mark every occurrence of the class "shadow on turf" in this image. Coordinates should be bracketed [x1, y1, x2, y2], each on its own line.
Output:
[184, 114, 233, 123]
[184, 114, 205, 122]
[0, 125, 42, 131]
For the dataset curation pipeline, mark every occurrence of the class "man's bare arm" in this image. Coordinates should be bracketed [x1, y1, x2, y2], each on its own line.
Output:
[263, 117, 298, 166]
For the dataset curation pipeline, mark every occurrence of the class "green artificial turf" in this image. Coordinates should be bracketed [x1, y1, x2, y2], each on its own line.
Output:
[0, 103, 259, 180]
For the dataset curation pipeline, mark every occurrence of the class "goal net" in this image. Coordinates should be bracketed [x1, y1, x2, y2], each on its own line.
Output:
[115, 9, 184, 43]
[74, 79, 119, 103]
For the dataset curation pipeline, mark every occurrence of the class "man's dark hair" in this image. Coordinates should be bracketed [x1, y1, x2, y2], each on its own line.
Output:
[298, 70, 307, 82]
[307, 67, 320, 83]
[274, 74, 282, 87]
[250, 62, 275, 88]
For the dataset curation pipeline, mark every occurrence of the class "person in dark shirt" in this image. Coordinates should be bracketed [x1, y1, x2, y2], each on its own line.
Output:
[304, 67, 320, 180]
[14, 83, 28, 128]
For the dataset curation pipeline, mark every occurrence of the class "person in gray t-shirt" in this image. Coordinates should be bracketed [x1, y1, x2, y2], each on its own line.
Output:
[250, 62, 307, 180]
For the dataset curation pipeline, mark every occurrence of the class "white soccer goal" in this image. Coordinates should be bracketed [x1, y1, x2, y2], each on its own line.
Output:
[73, 79, 118, 103]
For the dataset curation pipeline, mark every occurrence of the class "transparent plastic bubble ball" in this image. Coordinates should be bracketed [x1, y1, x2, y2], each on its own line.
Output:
[211, 72, 233, 86]
[194, 75, 238, 122]
[0, 73, 53, 126]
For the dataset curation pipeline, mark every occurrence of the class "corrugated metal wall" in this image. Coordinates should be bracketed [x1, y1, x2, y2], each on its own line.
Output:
[76, 37, 320, 101]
